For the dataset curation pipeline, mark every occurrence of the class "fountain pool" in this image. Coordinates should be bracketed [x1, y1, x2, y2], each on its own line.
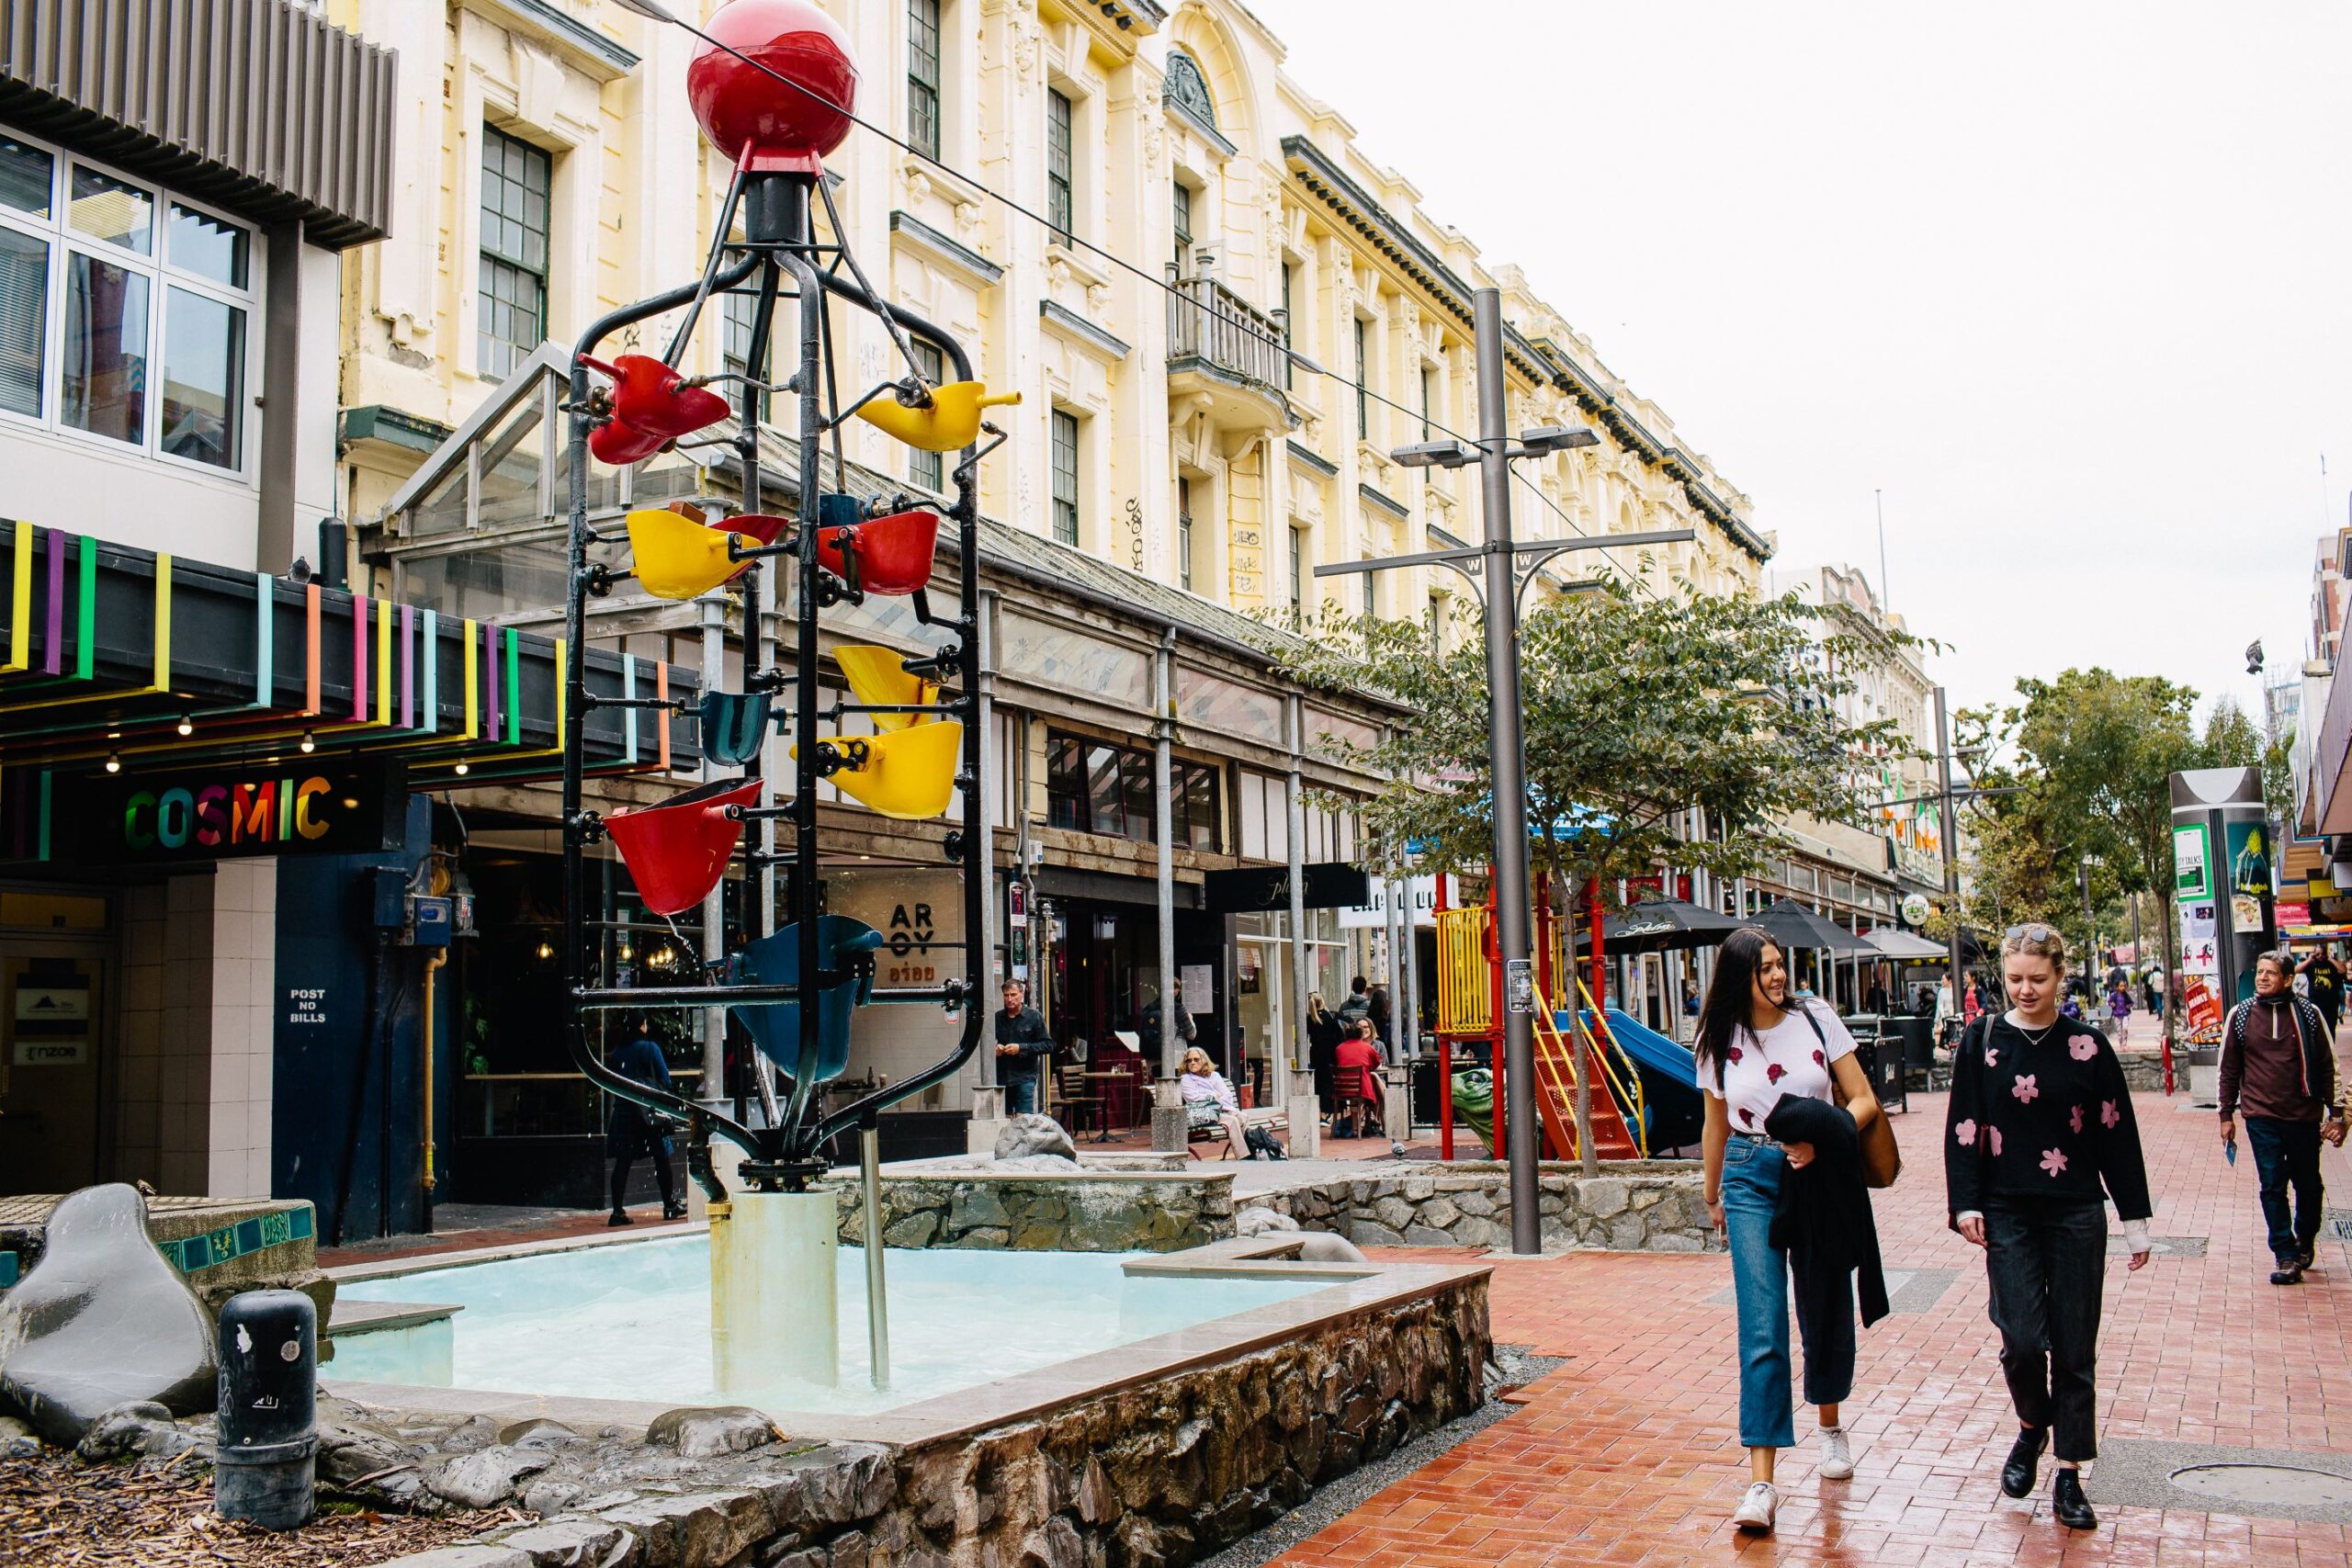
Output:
[331, 1233, 1333, 1416]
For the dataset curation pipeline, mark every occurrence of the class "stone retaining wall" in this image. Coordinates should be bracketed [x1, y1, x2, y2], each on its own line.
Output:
[827, 1172, 1233, 1253]
[1242, 1162, 1720, 1253]
[380, 1273, 1490, 1568]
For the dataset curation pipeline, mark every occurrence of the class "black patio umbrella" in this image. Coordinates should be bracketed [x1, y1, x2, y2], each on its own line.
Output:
[1572, 897, 1746, 953]
[1754, 897, 1880, 956]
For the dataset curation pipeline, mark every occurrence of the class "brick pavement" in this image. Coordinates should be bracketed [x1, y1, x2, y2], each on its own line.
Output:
[1277, 1085, 2352, 1567]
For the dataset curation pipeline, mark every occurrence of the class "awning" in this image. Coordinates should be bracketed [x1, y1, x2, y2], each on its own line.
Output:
[1755, 897, 1878, 955]
[0, 520, 700, 860]
[1574, 897, 1744, 953]
[1865, 927, 1948, 961]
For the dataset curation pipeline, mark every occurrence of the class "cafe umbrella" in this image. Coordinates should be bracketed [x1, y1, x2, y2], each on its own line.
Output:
[1571, 897, 1745, 954]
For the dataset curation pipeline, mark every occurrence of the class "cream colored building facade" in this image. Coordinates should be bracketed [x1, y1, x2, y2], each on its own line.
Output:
[330, 0, 1769, 610]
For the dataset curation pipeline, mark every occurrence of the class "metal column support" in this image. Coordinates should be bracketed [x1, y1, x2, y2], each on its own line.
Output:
[1935, 686, 1964, 1022]
[1285, 694, 1310, 1089]
[1154, 630, 1180, 1081]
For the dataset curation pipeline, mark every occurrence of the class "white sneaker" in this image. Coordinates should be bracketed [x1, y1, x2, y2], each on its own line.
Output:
[1732, 1481, 1778, 1532]
[1818, 1426, 1854, 1479]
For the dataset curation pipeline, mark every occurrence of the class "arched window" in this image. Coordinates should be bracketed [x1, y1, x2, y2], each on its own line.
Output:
[1164, 50, 1219, 133]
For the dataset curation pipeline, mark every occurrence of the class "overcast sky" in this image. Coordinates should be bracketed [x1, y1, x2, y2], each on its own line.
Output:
[1245, 0, 2352, 728]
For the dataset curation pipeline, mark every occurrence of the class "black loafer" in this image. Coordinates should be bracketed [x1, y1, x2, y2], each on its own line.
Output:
[2272, 1262, 2304, 1286]
[2299, 1245, 2318, 1269]
[2001, 1427, 2047, 1498]
[2052, 1468, 2097, 1530]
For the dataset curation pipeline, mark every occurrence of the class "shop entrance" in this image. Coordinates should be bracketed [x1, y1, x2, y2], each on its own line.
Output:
[1038, 894, 1224, 1129]
[0, 902, 111, 1193]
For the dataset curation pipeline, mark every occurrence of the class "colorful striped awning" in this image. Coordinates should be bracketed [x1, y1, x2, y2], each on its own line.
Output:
[0, 520, 699, 858]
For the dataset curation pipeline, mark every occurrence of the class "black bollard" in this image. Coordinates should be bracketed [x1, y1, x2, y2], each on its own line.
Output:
[214, 1290, 318, 1530]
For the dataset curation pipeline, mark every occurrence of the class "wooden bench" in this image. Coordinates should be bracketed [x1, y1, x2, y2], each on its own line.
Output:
[1188, 1104, 1289, 1160]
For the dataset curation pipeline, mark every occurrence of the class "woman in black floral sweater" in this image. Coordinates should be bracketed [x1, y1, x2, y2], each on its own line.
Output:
[1946, 923, 2151, 1532]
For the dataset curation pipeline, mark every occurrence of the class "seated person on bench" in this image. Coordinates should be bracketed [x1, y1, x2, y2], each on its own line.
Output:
[1333, 1019, 1385, 1137]
[1179, 1047, 1252, 1154]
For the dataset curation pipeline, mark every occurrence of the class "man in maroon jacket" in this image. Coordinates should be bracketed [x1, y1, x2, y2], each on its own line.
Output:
[2221, 953, 2347, 1284]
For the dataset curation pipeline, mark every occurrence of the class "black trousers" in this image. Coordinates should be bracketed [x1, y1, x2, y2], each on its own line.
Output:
[2244, 1115, 2324, 1265]
[1984, 1199, 2107, 1461]
[610, 1128, 675, 1212]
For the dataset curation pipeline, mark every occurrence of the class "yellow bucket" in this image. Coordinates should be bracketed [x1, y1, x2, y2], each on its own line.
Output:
[627, 508, 747, 601]
[832, 645, 940, 732]
[797, 721, 964, 820]
[854, 381, 1022, 453]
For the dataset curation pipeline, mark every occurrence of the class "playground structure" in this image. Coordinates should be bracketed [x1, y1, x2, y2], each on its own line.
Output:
[552, 0, 1005, 1393]
[1432, 875, 1702, 1162]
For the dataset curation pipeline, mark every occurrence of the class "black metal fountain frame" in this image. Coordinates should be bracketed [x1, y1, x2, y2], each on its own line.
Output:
[558, 165, 988, 1200]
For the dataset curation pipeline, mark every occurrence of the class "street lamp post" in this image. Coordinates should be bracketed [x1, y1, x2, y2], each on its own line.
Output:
[1317, 286, 1690, 1254]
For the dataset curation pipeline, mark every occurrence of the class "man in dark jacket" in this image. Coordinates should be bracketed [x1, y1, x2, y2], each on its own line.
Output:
[2299, 946, 2346, 1036]
[608, 1015, 684, 1225]
[994, 981, 1053, 1114]
[2221, 953, 2347, 1284]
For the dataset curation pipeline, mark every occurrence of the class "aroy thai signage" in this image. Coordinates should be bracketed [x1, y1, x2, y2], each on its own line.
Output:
[56, 766, 400, 863]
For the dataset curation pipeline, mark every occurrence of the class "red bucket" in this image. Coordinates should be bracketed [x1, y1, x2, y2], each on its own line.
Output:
[582, 354, 732, 441]
[604, 776, 763, 916]
[815, 508, 939, 596]
[589, 415, 670, 467]
[717, 512, 789, 586]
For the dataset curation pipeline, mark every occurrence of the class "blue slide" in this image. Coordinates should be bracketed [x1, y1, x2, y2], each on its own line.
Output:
[1564, 1008, 1705, 1153]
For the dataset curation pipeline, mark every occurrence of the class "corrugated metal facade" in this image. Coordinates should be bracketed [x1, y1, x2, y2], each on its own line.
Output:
[0, 0, 394, 247]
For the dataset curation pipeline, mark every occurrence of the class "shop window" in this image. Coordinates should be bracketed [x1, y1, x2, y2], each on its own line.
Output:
[0, 135, 255, 471]
[907, 0, 943, 161]
[479, 126, 550, 380]
[1045, 730, 1220, 850]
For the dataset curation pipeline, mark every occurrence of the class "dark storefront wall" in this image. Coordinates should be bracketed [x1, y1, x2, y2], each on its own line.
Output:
[1032, 866, 1229, 1120]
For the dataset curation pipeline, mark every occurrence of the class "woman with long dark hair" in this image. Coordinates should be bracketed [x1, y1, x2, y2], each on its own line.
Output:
[1697, 927, 1883, 1533]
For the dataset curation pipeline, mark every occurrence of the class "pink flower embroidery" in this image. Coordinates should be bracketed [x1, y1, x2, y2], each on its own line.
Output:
[1812, 1049, 1826, 1066]
[1984, 1047, 2000, 1067]
[1739, 1107, 1755, 1127]
[2069, 1104, 2085, 1135]
[1766, 1062, 1787, 1084]
[1987, 1126, 2004, 1156]
[2012, 1074, 2040, 1104]
[2071, 1036, 2098, 1061]
[2040, 1147, 2068, 1178]
[1729, 1046, 1744, 1065]
[2101, 1100, 2121, 1129]
[1955, 1119, 1978, 1147]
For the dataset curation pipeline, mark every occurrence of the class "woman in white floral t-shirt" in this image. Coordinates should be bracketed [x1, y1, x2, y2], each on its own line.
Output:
[1695, 926, 1883, 1534]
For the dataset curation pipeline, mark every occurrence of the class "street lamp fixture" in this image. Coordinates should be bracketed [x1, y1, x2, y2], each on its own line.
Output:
[1391, 438, 1477, 469]
[1514, 425, 1600, 456]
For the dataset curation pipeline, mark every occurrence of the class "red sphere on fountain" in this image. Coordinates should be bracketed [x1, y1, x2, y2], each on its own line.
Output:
[685, 0, 860, 172]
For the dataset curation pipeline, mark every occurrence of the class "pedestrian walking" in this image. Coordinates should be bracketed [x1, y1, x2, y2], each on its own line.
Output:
[993, 980, 1053, 1115]
[2219, 952, 2346, 1285]
[1947, 923, 2151, 1532]
[1306, 991, 1344, 1106]
[2298, 945, 2345, 1038]
[606, 1014, 684, 1225]
[1696, 927, 1884, 1534]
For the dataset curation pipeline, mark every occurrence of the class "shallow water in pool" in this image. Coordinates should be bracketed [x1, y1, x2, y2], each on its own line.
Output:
[332, 1235, 1328, 1415]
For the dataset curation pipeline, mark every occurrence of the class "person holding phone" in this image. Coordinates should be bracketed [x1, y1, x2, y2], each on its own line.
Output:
[2220, 951, 2347, 1286]
[1947, 924, 2152, 1531]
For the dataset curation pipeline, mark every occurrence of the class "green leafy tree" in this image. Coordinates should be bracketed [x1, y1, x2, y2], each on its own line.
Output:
[1274, 579, 1913, 902]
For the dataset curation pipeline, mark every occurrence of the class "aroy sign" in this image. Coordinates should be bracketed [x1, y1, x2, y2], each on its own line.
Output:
[58, 766, 399, 863]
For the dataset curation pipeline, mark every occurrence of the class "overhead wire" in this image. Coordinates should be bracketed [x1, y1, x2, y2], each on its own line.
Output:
[649, 4, 1682, 598]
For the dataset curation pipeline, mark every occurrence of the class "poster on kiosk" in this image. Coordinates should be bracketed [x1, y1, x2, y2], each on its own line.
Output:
[2171, 765, 2275, 1041]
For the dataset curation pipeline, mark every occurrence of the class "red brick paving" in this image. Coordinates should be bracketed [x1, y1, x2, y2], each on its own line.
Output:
[1278, 1086, 2352, 1567]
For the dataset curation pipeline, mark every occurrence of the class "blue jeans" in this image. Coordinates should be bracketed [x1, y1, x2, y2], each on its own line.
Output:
[1722, 1135, 1855, 1449]
[2244, 1115, 2324, 1265]
[1004, 1076, 1037, 1115]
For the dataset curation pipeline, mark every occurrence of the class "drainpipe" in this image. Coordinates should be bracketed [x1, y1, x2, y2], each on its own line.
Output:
[421, 948, 446, 1230]
[1154, 627, 1179, 1081]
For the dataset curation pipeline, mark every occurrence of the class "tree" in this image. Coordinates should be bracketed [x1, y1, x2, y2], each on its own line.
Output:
[1275, 579, 1912, 902]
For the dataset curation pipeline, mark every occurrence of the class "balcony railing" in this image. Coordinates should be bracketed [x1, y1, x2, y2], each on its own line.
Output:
[1167, 274, 1287, 391]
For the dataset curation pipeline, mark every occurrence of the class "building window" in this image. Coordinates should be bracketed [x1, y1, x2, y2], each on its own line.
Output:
[1420, 364, 1436, 437]
[478, 126, 549, 381]
[1050, 409, 1080, 545]
[720, 287, 771, 423]
[1353, 317, 1370, 440]
[1046, 731, 1221, 850]
[1171, 180, 1193, 273]
[1046, 89, 1075, 244]
[1280, 261, 1295, 389]
[910, 340, 944, 491]
[1176, 476, 1194, 592]
[907, 0, 942, 160]
[1289, 525, 1305, 620]
[0, 133, 255, 472]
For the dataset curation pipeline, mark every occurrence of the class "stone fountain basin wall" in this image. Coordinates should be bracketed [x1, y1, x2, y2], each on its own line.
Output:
[1240, 1162, 1721, 1254]
[824, 1169, 1235, 1253]
[352, 1242, 1489, 1568]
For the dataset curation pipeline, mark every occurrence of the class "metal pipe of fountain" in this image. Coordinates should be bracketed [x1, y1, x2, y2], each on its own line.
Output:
[860, 1122, 890, 1388]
